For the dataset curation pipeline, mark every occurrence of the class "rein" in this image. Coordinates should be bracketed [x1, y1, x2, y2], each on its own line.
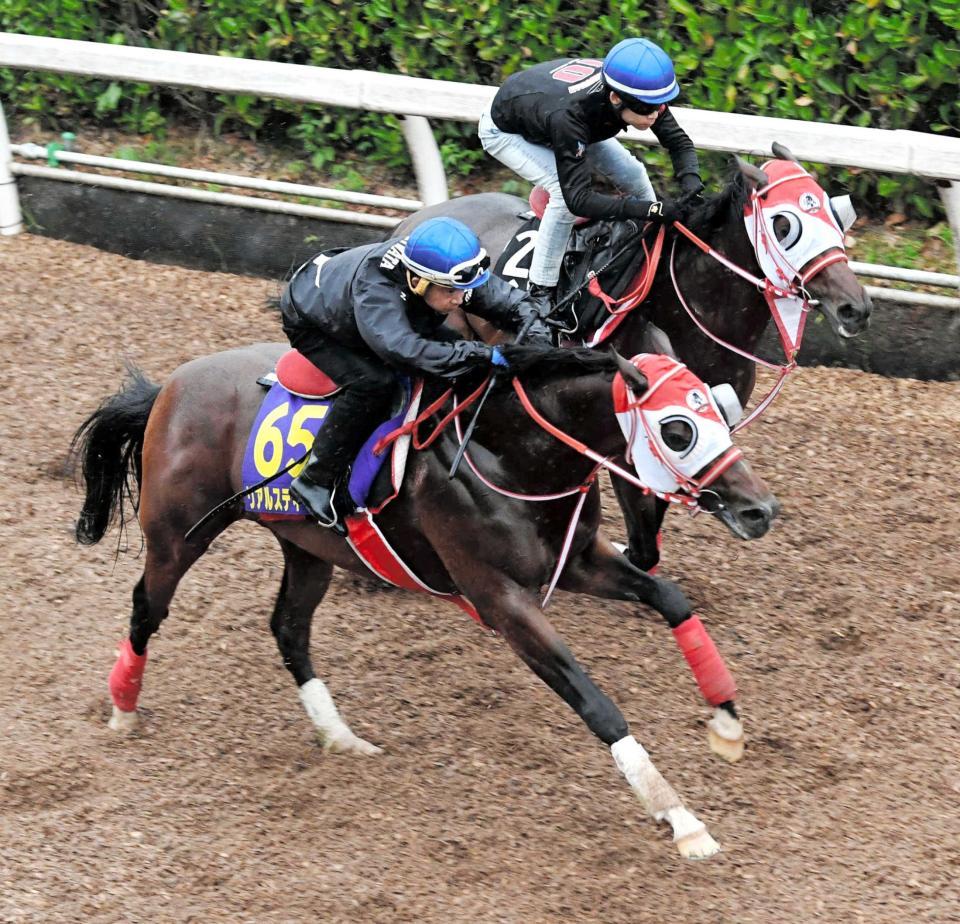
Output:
[588, 172, 849, 432]
[668, 205, 845, 433]
[667, 225, 799, 433]
[372, 375, 489, 456]
[448, 370, 739, 608]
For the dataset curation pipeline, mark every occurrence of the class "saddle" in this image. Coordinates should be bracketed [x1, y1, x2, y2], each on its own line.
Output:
[245, 350, 483, 625]
[495, 185, 648, 338]
[244, 349, 419, 520]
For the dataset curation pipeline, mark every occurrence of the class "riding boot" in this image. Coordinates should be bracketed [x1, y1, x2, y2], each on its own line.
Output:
[527, 282, 564, 343]
[289, 391, 378, 535]
[289, 444, 343, 534]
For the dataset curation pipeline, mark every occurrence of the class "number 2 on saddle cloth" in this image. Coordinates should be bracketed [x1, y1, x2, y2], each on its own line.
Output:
[495, 186, 655, 338]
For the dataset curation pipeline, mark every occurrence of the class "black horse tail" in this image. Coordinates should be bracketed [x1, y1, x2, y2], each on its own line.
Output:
[71, 365, 162, 545]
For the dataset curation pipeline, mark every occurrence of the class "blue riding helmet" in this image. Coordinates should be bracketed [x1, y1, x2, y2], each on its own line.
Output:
[400, 217, 491, 290]
[602, 38, 680, 106]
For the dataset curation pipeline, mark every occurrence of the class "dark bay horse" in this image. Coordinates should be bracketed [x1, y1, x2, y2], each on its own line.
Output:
[395, 144, 873, 571]
[73, 342, 778, 859]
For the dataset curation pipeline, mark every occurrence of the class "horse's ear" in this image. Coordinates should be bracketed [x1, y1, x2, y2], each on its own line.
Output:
[772, 141, 799, 163]
[641, 322, 678, 359]
[611, 348, 648, 392]
[734, 155, 769, 191]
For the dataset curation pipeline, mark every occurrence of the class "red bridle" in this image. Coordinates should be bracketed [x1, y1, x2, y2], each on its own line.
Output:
[667, 169, 849, 431]
[450, 364, 744, 607]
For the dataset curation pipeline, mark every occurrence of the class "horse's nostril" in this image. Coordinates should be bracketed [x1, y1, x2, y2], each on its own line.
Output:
[741, 506, 768, 525]
[837, 303, 858, 324]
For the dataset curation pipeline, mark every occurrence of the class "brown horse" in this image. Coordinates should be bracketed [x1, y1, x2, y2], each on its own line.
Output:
[73, 340, 778, 859]
[395, 144, 872, 572]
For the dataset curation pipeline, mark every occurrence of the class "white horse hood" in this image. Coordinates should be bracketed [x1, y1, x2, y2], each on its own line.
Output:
[613, 354, 735, 496]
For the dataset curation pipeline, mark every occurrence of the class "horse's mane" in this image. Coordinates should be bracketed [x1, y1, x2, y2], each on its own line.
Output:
[417, 344, 616, 415]
[681, 169, 750, 238]
[494, 343, 617, 386]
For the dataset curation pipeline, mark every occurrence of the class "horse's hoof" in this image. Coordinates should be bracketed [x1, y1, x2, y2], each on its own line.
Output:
[322, 731, 383, 756]
[708, 726, 745, 762]
[675, 827, 721, 860]
[108, 706, 138, 732]
[707, 709, 745, 763]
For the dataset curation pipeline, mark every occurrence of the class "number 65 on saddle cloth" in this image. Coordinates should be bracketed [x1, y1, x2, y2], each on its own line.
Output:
[240, 349, 482, 623]
[240, 349, 421, 519]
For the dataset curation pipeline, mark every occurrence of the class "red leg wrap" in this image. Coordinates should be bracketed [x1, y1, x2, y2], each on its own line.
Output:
[672, 615, 736, 706]
[647, 529, 663, 575]
[108, 637, 148, 712]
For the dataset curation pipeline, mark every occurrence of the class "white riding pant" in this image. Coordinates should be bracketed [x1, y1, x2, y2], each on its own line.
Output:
[479, 105, 656, 287]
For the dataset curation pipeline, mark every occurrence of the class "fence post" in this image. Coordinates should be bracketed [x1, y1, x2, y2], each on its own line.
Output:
[399, 115, 448, 206]
[0, 100, 23, 235]
[938, 180, 960, 276]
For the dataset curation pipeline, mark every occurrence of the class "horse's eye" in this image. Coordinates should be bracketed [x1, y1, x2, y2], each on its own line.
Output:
[661, 419, 694, 453]
[772, 213, 802, 249]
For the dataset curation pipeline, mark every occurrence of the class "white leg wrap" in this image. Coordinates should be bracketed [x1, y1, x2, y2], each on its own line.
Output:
[663, 806, 705, 840]
[611, 735, 682, 819]
[298, 678, 382, 756]
[299, 678, 351, 740]
[611, 735, 719, 858]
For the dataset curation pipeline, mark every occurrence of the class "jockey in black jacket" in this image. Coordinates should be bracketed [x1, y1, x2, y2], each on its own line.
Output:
[479, 37, 704, 316]
[279, 216, 551, 532]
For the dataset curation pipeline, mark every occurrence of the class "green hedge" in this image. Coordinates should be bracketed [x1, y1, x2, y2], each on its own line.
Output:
[1, 0, 957, 217]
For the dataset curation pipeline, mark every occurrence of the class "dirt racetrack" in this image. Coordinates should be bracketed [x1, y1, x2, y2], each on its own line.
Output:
[1, 231, 958, 923]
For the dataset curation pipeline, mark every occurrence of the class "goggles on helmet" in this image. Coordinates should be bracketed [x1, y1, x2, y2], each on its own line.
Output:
[616, 94, 661, 117]
[403, 249, 491, 289]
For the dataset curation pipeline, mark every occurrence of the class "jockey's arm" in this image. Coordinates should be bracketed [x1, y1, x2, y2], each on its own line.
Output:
[466, 275, 552, 343]
[447, 308, 511, 347]
[354, 277, 492, 379]
[550, 113, 656, 222]
[650, 107, 701, 187]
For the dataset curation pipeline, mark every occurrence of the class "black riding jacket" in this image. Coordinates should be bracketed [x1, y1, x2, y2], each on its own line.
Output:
[490, 57, 701, 220]
[279, 238, 547, 380]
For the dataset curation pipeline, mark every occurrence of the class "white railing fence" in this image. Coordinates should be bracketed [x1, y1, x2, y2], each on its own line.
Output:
[1, 32, 959, 307]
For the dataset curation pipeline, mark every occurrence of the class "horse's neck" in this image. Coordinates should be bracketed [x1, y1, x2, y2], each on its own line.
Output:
[668, 233, 769, 344]
[615, 220, 769, 392]
[468, 377, 617, 492]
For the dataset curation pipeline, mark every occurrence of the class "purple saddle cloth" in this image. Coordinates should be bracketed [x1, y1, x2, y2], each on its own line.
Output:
[241, 379, 411, 517]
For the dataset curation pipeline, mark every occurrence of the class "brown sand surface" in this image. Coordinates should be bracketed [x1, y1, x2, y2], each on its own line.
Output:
[1, 232, 958, 923]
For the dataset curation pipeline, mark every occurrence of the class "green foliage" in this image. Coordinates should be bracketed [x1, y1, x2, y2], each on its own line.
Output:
[0, 0, 957, 216]
[854, 221, 955, 274]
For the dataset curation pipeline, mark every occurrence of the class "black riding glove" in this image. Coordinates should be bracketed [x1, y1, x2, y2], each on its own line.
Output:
[642, 198, 683, 224]
[623, 195, 685, 224]
[679, 173, 705, 197]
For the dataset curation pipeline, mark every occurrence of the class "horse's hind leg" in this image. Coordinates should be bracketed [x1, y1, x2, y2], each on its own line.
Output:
[108, 530, 213, 732]
[270, 538, 381, 756]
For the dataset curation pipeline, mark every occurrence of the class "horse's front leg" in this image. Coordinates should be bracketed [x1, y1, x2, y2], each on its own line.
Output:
[610, 478, 668, 574]
[459, 571, 720, 859]
[559, 534, 744, 763]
